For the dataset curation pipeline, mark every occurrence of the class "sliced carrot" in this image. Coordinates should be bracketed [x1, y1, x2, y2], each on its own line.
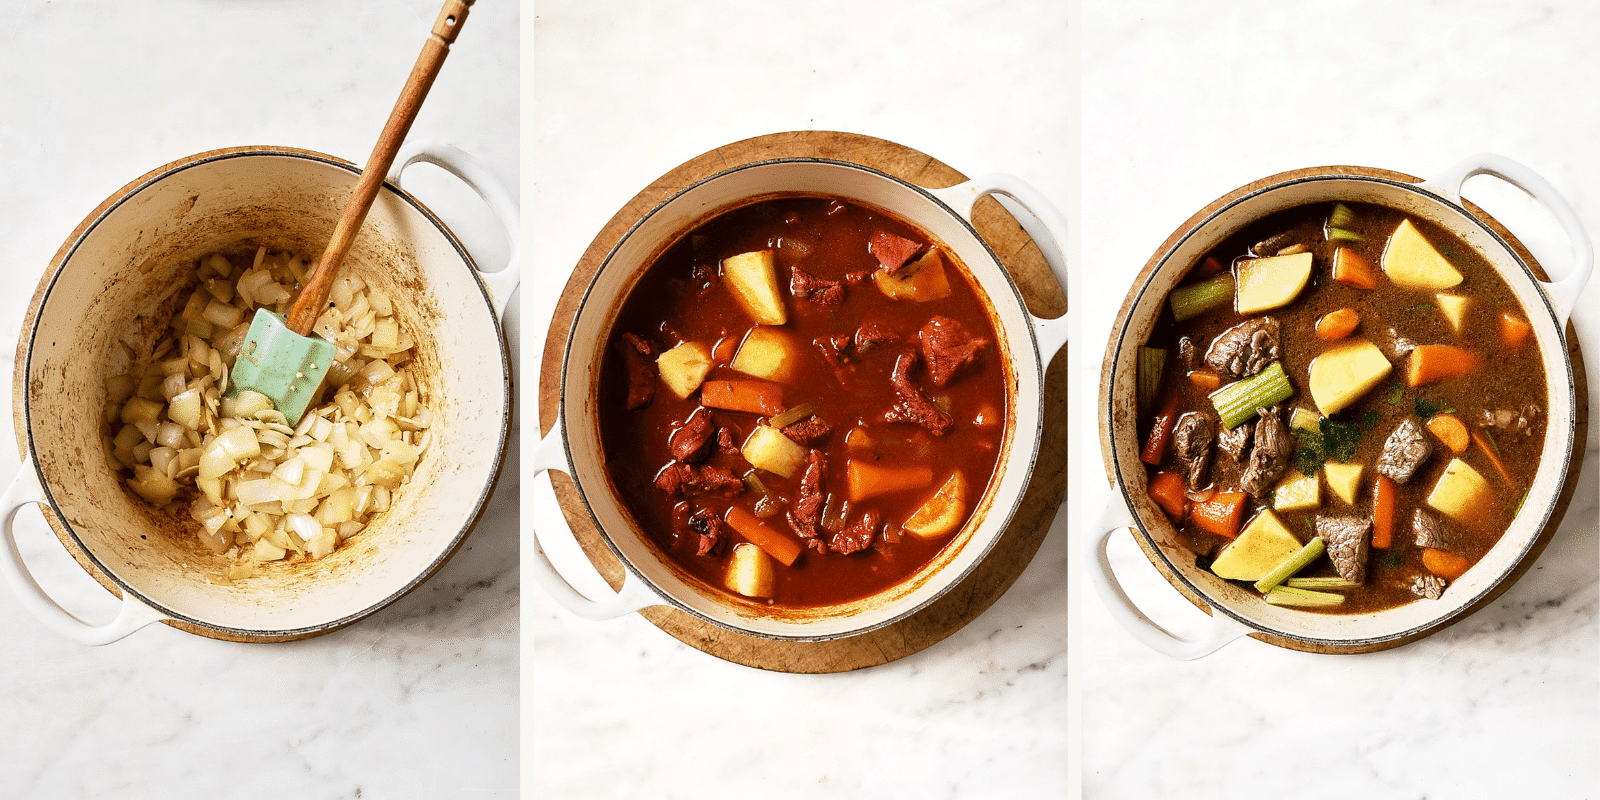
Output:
[1314, 307, 1360, 342]
[1372, 474, 1396, 548]
[1422, 547, 1471, 580]
[1498, 312, 1531, 350]
[700, 379, 786, 415]
[846, 460, 933, 502]
[1471, 429, 1515, 486]
[1146, 470, 1187, 519]
[1406, 344, 1483, 387]
[1194, 255, 1226, 278]
[1189, 490, 1247, 538]
[712, 335, 741, 364]
[723, 506, 801, 567]
[1425, 414, 1470, 453]
[1140, 392, 1183, 466]
[1188, 369, 1223, 393]
[844, 425, 873, 451]
[1332, 246, 1379, 290]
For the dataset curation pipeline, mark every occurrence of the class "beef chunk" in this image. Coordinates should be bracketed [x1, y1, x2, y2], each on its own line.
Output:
[687, 508, 726, 557]
[1382, 327, 1417, 360]
[831, 508, 880, 555]
[1240, 406, 1293, 499]
[1377, 418, 1432, 484]
[1172, 412, 1216, 491]
[1217, 419, 1254, 463]
[654, 462, 745, 496]
[1316, 515, 1372, 584]
[1204, 317, 1280, 379]
[854, 320, 900, 354]
[790, 266, 844, 305]
[615, 333, 657, 410]
[920, 316, 989, 387]
[782, 417, 832, 446]
[717, 427, 741, 456]
[870, 231, 924, 272]
[1412, 509, 1459, 551]
[1250, 231, 1294, 257]
[1410, 575, 1448, 600]
[1178, 336, 1198, 371]
[814, 334, 853, 368]
[698, 465, 744, 495]
[788, 450, 826, 539]
[667, 407, 716, 463]
[882, 350, 953, 435]
[1478, 404, 1541, 436]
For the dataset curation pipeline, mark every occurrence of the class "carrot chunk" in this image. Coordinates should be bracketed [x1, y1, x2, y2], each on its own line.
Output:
[1189, 490, 1247, 538]
[1140, 392, 1183, 466]
[723, 506, 801, 567]
[700, 379, 786, 415]
[1471, 429, 1515, 486]
[1188, 369, 1223, 392]
[1332, 246, 1379, 290]
[1146, 470, 1187, 519]
[1422, 547, 1471, 580]
[846, 460, 933, 502]
[1315, 307, 1360, 342]
[1195, 255, 1226, 278]
[1406, 344, 1482, 387]
[1425, 414, 1470, 453]
[1498, 312, 1531, 350]
[1372, 474, 1396, 548]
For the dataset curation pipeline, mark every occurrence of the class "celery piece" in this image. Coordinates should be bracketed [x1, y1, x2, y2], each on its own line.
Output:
[1329, 203, 1357, 229]
[768, 403, 817, 430]
[1327, 227, 1363, 242]
[1137, 347, 1166, 410]
[1209, 361, 1293, 429]
[1285, 576, 1362, 590]
[1264, 585, 1347, 608]
[1253, 536, 1326, 593]
[1170, 274, 1235, 322]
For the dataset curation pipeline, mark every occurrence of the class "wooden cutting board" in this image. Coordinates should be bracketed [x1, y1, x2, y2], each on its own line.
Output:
[535, 131, 1068, 672]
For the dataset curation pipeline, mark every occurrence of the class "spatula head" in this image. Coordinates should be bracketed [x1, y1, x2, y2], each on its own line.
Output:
[227, 310, 337, 426]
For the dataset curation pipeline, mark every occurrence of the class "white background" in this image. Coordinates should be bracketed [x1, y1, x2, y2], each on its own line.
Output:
[0, 2, 520, 798]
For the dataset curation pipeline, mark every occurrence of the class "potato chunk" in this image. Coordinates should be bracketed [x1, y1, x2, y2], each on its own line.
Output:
[1272, 471, 1321, 513]
[1435, 294, 1470, 334]
[902, 470, 968, 539]
[1382, 218, 1463, 289]
[1211, 509, 1302, 582]
[1323, 462, 1363, 506]
[729, 326, 798, 382]
[741, 425, 806, 479]
[1308, 339, 1392, 416]
[1235, 251, 1312, 314]
[725, 543, 775, 598]
[656, 341, 713, 399]
[722, 250, 786, 325]
[1426, 458, 1491, 520]
[872, 249, 952, 302]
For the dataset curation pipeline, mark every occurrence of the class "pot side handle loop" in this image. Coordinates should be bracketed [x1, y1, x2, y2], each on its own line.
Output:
[1423, 153, 1593, 326]
[527, 422, 662, 620]
[0, 459, 167, 645]
[1086, 496, 1249, 660]
[388, 141, 523, 321]
[929, 174, 1071, 359]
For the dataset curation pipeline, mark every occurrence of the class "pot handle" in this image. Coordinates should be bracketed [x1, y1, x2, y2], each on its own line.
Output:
[0, 459, 167, 645]
[1422, 153, 1593, 326]
[527, 421, 664, 620]
[928, 174, 1071, 358]
[1086, 496, 1250, 660]
[388, 141, 523, 321]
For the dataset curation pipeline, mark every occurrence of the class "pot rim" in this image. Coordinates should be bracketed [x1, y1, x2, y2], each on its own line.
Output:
[558, 156, 1048, 641]
[1099, 164, 1580, 650]
[16, 145, 514, 640]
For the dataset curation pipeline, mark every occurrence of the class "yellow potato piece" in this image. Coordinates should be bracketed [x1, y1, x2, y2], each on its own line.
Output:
[726, 543, 775, 598]
[872, 249, 952, 302]
[657, 341, 713, 399]
[1323, 462, 1363, 506]
[741, 425, 806, 479]
[1211, 508, 1303, 582]
[1435, 294, 1470, 334]
[1308, 339, 1392, 416]
[729, 326, 798, 382]
[1426, 458, 1491, 520]
[902, 470, 967, 539]
[1273, 472, 1321, 513]
[722, 250, 787, 325]
[1235, 252, 1313, 314]
[1382, 219, 1463, 289]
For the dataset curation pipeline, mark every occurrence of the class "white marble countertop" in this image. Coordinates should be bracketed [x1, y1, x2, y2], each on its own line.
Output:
[1072, 1, 1598, 797]
[0, 2, 520, 798]
[525, 2, 1073, 797]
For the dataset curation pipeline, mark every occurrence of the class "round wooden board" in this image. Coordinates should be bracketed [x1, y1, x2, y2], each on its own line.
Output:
[536, 131, 1068, 672]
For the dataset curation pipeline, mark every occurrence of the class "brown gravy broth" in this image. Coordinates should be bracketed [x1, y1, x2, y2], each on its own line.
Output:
[1143, 202, 1546, 614]
[598, 196, 1008, 608]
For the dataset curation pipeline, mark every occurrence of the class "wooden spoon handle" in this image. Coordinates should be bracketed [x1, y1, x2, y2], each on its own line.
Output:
[286, 0, 476, 335]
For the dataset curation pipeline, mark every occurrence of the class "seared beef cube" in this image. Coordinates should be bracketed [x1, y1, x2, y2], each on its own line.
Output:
[882, 350, 953, 435]
[717, 427, 741, 456]
[1250, 231, 1294, 258]
[1478, 404, 1541, 436]
[654, 462, 696, 495]
[920, 316, 989, 387]
[869, 231, 924, 273]
[653, 462, 744, 497]
[697, 465, 745, 495]
[1412, 509, 1459, 551]
[1377, 418, 1433, 484]
[1316, 515, 1372, 584]
[1240, 406, 1293, 499]
[854, 320, 900, 354]
[1217, 419, 1254, 463]
[687, 509, 726, 557]
[615, 332, 657, 410]
[789, 450, 826, 538]
[1172, 412, 1216, 491]
[1204, 317, 1281, 379]
[831, 508, 880, 555]
[667, 407, 716, 463]
[782, 417, 832, 446]
[1410, 575, 1447, 600]
[790, 266, 844, 305]
[1382, 327, 1417, 360]
[1177, 336, 1198, 371]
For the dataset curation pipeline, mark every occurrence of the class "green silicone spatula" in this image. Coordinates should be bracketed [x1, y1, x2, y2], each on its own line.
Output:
[228, 0, 473, 425]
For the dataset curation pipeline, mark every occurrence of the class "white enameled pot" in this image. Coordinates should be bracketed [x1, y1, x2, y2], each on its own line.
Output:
[2, 144, 519, 644]
[531, 158, 1069, 641]
[1091, 154, 1591, 658]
